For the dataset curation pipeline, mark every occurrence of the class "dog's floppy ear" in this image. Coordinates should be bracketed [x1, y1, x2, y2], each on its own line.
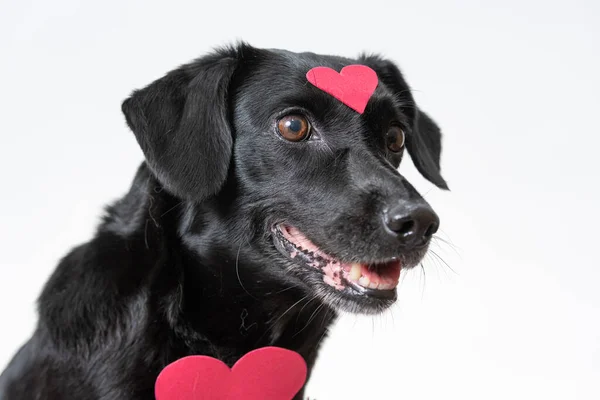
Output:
[409, 109, 448, 190]
[359, 55, 449, 190]
[122, 47, 242, 201]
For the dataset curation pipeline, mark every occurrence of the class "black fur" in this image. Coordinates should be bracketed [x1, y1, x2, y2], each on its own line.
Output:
[0, 43, 447, 399]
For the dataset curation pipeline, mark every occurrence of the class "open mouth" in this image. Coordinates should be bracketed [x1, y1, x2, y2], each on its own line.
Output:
[272, 224, 401, 299]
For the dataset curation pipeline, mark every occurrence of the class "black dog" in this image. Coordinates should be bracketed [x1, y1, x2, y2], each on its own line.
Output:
[0, 43, 447, 399]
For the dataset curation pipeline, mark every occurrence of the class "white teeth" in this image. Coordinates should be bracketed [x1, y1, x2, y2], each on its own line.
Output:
[349, 263, 362, 281]
[355, 276, 396, 291]
[357, 276, 381, 290]
[358, 276, 370, 287]
[368, 280, 379, 290]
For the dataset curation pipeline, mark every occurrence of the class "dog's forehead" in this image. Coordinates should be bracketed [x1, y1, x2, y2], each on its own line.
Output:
[243, 49, 354, 90]
[271, 49, 353, 71]
[237, 49, 399, 118]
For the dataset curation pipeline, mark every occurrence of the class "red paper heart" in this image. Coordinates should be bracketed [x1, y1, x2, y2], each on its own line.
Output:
[306, 65, 378, 114]
[155, 347, 307, 400]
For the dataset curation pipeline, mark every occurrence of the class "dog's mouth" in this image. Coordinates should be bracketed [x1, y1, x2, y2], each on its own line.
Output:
[272, 224, 401, 300]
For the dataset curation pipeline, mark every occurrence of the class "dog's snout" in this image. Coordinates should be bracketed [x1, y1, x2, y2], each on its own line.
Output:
[383, 204, 439, 247]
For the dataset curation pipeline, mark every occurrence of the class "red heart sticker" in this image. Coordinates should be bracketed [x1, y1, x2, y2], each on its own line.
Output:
[306, 65, 378, 114]
[155, 347, 307, 400]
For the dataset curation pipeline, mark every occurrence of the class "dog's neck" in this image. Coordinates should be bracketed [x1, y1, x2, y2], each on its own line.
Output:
[103, 163, 336, 369]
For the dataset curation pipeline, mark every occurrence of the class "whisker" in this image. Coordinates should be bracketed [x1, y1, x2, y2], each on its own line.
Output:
[351, 313, 359, 329]
[295, 295, 319, 326]
[371, 315, 375, 339]
[255, 294, 310, 346]
[432, 234, 460, 255]
[428, 249, 457, 275]
[420, 188, 434, 199]
[320, 307, 332, 331]
[320, 139, 335, 157]
[274, 283, 302, 295]
[144, 219, 150, 249]
[315, 324, 330, 350]
[293, 302, 326, 338]
[298, 295, 319, 315]
[420, 262, 426, 300]
[422, 252, 442, 281]
[275, 296, 310, 326]
[160, 200, 184, 217]
[236, 243, 257, 299]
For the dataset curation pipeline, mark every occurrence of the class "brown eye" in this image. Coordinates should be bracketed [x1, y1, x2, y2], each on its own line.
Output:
[386, 125, 405, 153]
[277, 115, 311, 142]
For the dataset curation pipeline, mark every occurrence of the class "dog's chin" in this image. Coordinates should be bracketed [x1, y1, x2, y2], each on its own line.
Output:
[271, 223, 422, 315]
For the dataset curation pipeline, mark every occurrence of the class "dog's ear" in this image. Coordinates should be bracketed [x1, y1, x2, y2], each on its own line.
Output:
[409, 109, 448, 190]
[122, 46, 243, 201]
[359, 55, 449, 190]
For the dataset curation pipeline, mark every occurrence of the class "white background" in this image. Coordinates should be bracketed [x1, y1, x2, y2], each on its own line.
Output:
[1, 0, 599, 399]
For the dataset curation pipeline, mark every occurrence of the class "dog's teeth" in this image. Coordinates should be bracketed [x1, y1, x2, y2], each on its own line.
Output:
[354, 273, 396, 290]
[358, 276, 370, 288]
[368, 281, 379, 290]
[349, 263, 362, 281]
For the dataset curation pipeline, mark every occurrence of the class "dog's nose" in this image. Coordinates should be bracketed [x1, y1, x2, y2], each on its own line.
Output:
[383, 204, 440, 248]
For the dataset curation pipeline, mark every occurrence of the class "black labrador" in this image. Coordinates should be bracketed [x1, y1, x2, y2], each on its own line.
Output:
[0, 43, 448, 399]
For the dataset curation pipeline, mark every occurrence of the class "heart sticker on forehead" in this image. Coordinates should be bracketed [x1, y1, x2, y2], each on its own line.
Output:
[306, 65, 378, 114]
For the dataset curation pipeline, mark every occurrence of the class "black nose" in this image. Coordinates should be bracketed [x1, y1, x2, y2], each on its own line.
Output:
[383, 204, 440, 248]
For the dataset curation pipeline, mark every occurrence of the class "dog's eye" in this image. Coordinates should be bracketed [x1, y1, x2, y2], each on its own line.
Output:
[386, 125, 405, 153]
[277, 115, 311, 142]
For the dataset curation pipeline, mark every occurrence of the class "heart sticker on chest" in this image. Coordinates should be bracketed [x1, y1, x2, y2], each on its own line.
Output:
[155, 347, 307, 400]
[306, 65, 378, 114]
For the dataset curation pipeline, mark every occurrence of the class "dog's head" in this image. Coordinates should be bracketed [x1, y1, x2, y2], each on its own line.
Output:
[122, 43, 448, 314]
